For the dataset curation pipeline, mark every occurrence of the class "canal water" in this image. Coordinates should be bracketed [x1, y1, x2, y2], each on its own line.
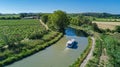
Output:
[6, 27, 88, 67]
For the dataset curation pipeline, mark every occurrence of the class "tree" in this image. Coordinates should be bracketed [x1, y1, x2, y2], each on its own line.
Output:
[41, 14, 48, 24]
[20, 13, 27, 18]
[69, 15, 92, 26]
[47, 10, 69, 32]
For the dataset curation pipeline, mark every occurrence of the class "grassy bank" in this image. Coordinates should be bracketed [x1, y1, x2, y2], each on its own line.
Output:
[0, 32, 63, 66]
[69, 37, 92, 67]
[100, 34, 120, 67]
[86, 37, 102, 67]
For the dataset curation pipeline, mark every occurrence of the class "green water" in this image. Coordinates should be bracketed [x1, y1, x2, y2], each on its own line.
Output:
[6, 27, 88, 67]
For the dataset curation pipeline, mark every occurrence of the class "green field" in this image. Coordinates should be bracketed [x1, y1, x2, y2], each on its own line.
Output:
[0, 14, 20, 18]
[0, 19, 46, 47]
[0, 19, 62, 66]
[94, 18, 120, 22]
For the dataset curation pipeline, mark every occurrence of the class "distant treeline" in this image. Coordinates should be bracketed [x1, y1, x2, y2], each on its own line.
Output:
[68, 13, 120, 19]
[1, 12, 120, 20]
[0, 17, 21, 20]
[0, 14, 20, 20]
[0, 13, 51, 19]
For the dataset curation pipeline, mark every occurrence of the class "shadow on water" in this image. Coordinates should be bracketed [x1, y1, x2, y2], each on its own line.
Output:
[71, 41, 78, 49]
[65, 27, 76, 36]
[65, 27, 88, 37]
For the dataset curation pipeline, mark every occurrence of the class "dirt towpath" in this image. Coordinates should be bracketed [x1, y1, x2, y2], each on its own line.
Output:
[80, 37, 95, 67]
[39, 19, 49, 30]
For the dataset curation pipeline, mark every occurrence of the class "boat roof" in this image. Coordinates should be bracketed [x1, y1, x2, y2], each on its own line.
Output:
[66, 39, 75, 44]
[67, 40, 73, 44]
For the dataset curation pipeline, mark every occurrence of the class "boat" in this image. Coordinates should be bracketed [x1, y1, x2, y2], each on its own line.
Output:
[66, 39, 76, 48]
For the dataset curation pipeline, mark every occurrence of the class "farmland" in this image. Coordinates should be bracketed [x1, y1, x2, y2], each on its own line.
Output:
[0, 19, 46, 47]
[0, 14, 20, 18]
[92, 21, 120, 30]
[0, 19, 62, 66]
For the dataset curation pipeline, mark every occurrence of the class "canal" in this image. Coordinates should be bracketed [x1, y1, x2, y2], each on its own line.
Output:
[6, 27, 88, 67]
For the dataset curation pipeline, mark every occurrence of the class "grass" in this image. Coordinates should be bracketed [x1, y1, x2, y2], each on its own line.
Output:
[100, 34, 120, 67]
[86, 37, 102, 67]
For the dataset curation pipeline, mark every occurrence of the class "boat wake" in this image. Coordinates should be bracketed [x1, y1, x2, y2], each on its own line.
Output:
[64, 48, 69, 50]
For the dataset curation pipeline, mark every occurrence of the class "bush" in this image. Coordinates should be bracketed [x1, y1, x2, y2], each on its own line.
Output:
[115, 26, 120, 33]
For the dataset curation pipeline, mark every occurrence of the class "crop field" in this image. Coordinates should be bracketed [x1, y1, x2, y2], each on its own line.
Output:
[0, 19, 46, 47]
[0, 14, 20, 18]
[92, 21, 120, 30]
[0, 19, 62, 66]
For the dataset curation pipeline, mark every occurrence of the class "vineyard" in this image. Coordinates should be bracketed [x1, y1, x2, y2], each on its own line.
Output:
[0, 19, 62, 66]
[0, 19, 46, 47]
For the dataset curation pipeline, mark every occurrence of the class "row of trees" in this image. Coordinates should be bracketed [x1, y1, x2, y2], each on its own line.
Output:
[20, 13, 40, 18]
[0, 17, 20, 20]
[69, 15, 92, 26]
[69, 13, 120, 19]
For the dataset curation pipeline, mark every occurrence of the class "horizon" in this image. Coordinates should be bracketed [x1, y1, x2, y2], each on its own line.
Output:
[1, 12, 120, 15]
[0, 0, 120, 14]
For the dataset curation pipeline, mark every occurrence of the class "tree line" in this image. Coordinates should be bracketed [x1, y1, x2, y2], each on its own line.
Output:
[68, 13, 120, 19]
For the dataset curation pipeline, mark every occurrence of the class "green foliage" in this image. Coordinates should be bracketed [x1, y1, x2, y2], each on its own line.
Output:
[101, 35, 120, 66]
[70, 15, 92, 26]
[0, 19, 47, 49]
[0, 27, 63, 66]
[20, 13, 39, 18]
[115, 26, 120, 33]
[92, 23, 103, 33]
[47, 10, 69, 32]
[94, 18, 120, 22]
[41, 14, 49, 24]
[0, 14, 20, 20]
[0, 19, 46, 65]
[81, 13, 120, 19]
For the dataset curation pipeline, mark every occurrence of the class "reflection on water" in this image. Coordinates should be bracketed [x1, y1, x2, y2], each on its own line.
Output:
[6, 27, 88, 67]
